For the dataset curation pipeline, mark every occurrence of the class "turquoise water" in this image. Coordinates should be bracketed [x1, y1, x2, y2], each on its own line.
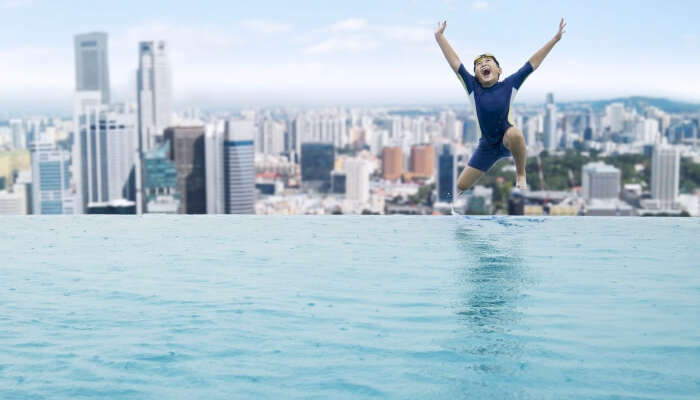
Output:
[1, 216, 699, 399]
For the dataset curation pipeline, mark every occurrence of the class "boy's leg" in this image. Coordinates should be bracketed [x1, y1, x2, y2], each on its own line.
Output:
[503, 126, 527, 189]
[457, 166, 484, 192]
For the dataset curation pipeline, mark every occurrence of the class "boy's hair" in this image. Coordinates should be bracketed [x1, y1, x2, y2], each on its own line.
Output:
[473, 53, 500, 72]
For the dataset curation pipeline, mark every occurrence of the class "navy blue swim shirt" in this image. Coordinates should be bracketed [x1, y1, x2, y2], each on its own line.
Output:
[456, 61, 533, 145]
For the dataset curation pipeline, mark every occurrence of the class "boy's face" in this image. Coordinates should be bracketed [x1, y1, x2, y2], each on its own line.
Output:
[474, 57, 501, 87]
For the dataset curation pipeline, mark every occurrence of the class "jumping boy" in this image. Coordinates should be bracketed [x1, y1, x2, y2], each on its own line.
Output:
[435, 18, 566, 191]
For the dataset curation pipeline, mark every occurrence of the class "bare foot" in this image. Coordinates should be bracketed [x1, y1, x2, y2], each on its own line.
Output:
[516, 175, 528, 190]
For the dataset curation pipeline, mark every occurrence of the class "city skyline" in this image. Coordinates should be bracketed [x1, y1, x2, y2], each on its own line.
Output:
[0, 0, 698, 114]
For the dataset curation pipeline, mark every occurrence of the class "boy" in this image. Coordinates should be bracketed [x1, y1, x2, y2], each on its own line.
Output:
[435, 18, 566, 191]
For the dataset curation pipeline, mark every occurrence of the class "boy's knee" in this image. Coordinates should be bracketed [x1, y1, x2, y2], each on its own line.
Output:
[504, 127, 524, 147]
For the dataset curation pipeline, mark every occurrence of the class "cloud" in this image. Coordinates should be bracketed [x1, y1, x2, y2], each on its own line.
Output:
[242, 20, 292, 35]
[472, 1, 488, 10]
[330, 18, 368, 33]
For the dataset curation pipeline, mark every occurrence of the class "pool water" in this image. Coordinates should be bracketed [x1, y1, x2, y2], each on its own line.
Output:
[1, 216, 699, 399]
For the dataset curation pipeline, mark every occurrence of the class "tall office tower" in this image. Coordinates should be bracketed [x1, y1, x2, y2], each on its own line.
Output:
[9, 119, 25, 150]
[163, 126, 206, 214]
[30, 142, 76, 214]
[74, 100, 138, 213]
[410, 144, 435, 178]
[543, 103, 558, 151]
[546, 92, 554, 105]
[436, 143, 456, 203]
[224, 120, 256, 214]
[605, 103, 625, 133]
[582, 161, 621, 201]
[344, 158, 370, 203]
[204, 123, 225, 214]
[144, 140, 179, 213]
[382, 146, 403, 180]
[74, 32, 110, 104]
[137, 40, 173, 150]
[651, 145, 680, 209]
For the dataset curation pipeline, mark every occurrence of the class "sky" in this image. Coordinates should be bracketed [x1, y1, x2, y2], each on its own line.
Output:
[0, 0, 698, 114]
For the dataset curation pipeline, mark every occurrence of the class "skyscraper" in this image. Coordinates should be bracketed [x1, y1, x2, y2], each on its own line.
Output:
[582, 161, 620, 201]
[74, 100, 137, 213]
[74, 32, 110, 104]
[382, 146, 403, 180]
[204, 123, 225, 214]
[543, 103, 558, 151]
[224, 120, 255, 214]
[137, 40, 173, 150]
[164, 126, 206, 214]
[651, 145, 680, 209]
[436, 144, 456, 203]
[30, 142, 76, 214]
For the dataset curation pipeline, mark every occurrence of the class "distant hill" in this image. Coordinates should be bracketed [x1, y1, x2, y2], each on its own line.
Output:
[571, 97, 700, 114]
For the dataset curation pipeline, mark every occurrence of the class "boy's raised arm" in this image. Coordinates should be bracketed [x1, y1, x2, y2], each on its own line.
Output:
[529, 18, 566, 70]
[435, 21, 462, 73]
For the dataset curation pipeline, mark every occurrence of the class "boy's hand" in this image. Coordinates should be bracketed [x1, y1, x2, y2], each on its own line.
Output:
[435, 20, 447, 39]
[555, 18, 566, 41]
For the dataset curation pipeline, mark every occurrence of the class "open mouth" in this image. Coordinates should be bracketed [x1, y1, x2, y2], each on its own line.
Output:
[481, 67, 491, 77]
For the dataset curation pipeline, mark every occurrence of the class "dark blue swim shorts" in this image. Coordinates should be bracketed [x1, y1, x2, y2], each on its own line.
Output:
[467, 139, 512, 172]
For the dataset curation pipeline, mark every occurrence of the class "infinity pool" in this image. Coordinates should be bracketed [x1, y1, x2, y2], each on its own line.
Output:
[1, 216, 699, 399]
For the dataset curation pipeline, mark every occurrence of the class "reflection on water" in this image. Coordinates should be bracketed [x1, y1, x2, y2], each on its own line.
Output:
[453, 224, 530, 376]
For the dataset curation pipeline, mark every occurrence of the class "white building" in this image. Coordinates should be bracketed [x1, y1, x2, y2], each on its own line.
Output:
[634, 118, 660, 144]
[293, 111, 347, 153]
[259, 119, 286, 155]
[651, 145, 680, 209]
[204, 122, 225, 214]
[344, 158, 371, 203]
[0, 184, 29, 215]
[605, 103, 625, 133]
[10, 119, 25, 150]
[73, 99, 138, 213]
[543, 103, 558, 151]
[582, 161, 620, 201]
[137, 40, 173, 150]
